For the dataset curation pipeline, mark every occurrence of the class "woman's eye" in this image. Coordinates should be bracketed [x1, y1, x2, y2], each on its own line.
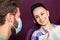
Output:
[41, 13, 44, 15]
[35, 16, 39, 18]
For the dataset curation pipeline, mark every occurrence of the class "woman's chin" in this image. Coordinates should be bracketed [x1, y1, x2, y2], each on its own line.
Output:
[40, 22, 47, 26]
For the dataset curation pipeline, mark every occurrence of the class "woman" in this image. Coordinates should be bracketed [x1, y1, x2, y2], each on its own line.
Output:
[31, 3, 59, 40]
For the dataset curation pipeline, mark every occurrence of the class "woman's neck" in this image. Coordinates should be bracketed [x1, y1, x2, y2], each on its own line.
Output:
[42, 21, 53, 31]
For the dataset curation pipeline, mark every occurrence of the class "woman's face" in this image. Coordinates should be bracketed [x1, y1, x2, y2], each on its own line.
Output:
[33, 7, 49, 26]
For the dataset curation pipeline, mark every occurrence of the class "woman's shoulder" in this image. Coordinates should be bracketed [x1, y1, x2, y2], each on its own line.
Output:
[52, 24, 60, 28]
[54, 24, 60, 29]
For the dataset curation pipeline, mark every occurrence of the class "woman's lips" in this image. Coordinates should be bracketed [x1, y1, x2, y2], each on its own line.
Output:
[40, 19, 45, 23]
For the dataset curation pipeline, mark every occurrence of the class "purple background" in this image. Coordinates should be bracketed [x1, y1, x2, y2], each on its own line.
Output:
[9, 0, 60, 40]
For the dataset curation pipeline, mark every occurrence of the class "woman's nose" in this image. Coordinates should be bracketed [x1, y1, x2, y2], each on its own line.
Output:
[39, 15, 43, 20]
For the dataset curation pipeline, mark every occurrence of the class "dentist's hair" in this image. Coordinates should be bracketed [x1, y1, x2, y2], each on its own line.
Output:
[0, 0, 20, 25]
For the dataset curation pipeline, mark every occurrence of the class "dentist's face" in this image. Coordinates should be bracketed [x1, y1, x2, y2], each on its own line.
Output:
[13, 8, 20, 28]
[11, 8, 20, 34]
[33, 7, 49, 26]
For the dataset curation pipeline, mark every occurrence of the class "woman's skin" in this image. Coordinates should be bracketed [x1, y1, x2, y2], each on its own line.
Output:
[33, 7, 53, 31]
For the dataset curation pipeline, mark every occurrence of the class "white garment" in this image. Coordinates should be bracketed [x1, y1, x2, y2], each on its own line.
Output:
[39, 25, 60, 40]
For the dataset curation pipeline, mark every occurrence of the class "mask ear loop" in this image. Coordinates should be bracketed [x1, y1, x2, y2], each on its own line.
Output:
[11, 16, 17, 35]
[10, 16, 16, 29]
[10, 19, 16, 35]
[10, 21, 16, 29]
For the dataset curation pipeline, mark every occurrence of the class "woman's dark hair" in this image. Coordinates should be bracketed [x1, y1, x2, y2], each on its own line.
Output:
[31, 3, 47, 30]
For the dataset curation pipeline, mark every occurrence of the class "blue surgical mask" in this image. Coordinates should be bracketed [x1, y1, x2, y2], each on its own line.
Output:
[15, 18, 22, 34]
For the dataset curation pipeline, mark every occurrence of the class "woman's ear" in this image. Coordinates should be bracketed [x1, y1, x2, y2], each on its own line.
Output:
[47, 10, 49, 17]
